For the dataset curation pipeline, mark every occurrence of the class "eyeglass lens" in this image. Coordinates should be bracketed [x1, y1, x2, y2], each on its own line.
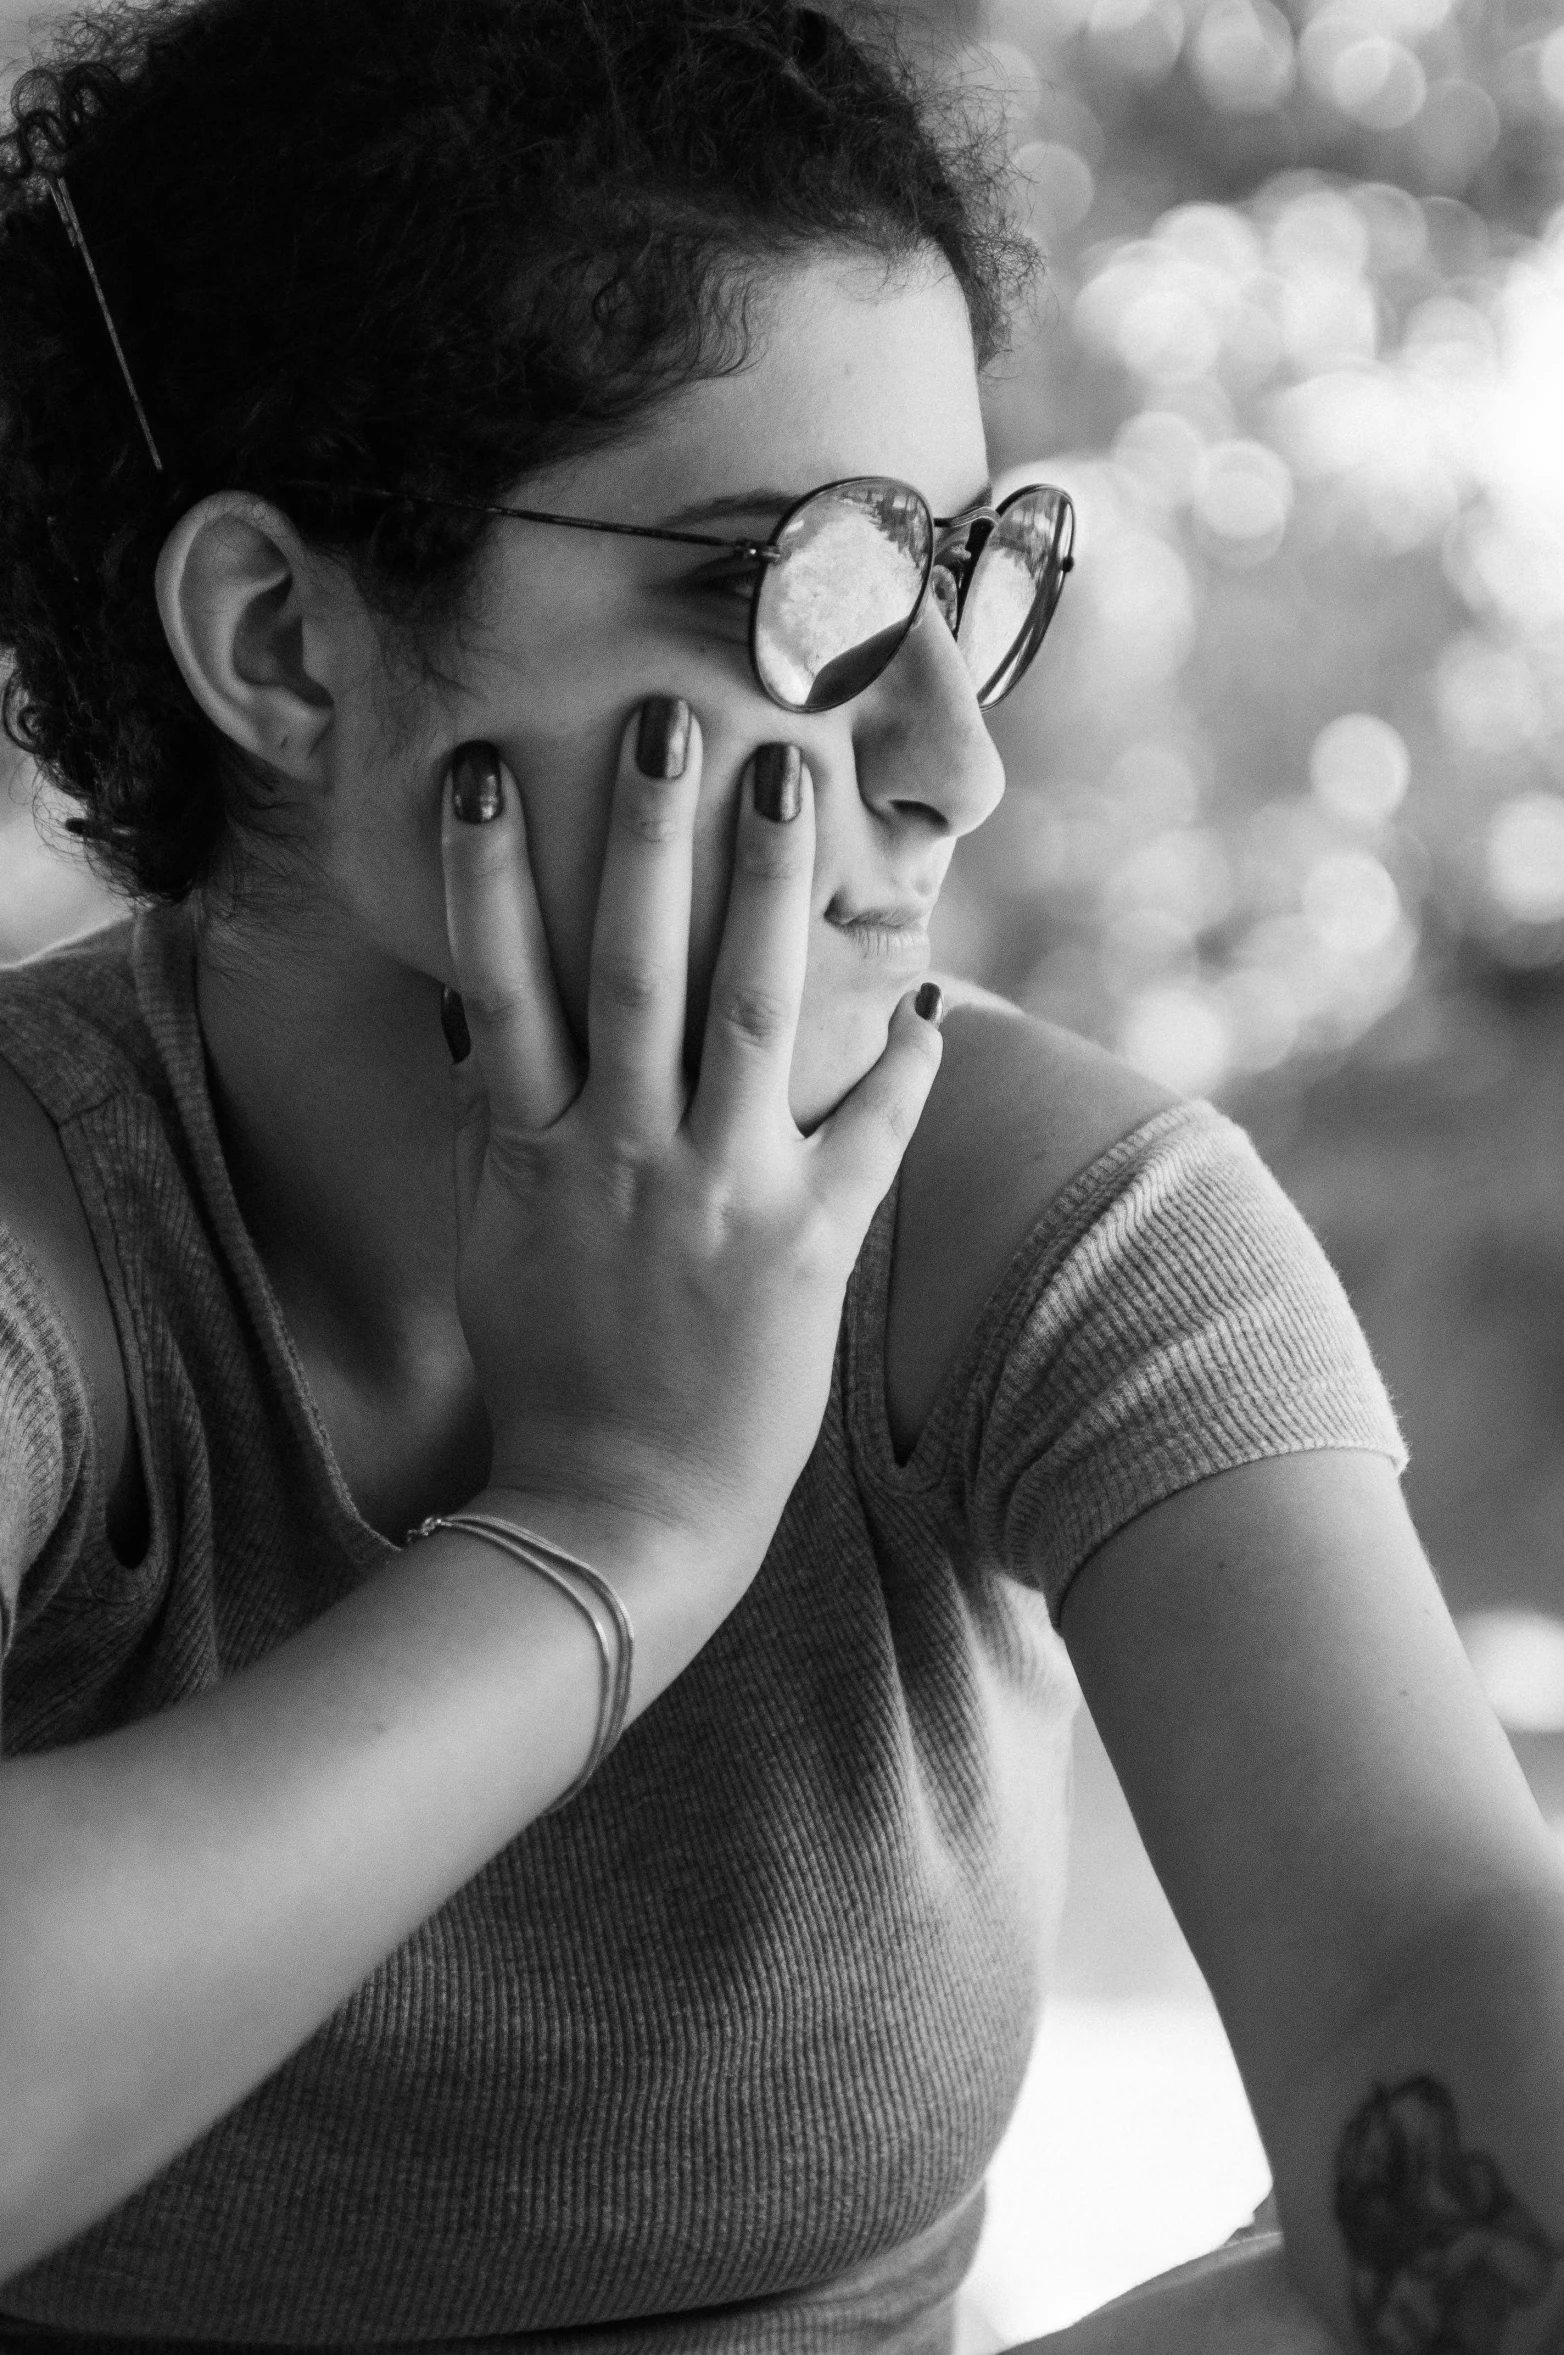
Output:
[753, 478, 1071, 715]
[959, 486, 1073, 709]
[754, 480, 932, 713]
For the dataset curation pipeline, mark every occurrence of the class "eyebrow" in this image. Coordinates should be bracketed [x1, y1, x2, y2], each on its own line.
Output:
[659, 479, 996, 530]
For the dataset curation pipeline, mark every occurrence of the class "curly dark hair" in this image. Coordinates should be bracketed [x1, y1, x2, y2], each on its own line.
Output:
[0, 0, 1033, 902]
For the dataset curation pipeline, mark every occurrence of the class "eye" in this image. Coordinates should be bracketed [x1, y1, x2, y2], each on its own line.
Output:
[929, 562, 961, 632]
[685, 557, 766, 606]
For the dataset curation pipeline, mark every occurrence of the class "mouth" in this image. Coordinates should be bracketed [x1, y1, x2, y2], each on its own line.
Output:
[822, 896, 934, 964]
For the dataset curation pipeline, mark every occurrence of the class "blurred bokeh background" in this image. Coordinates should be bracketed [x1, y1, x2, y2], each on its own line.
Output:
[3, 0, 1563, 2340]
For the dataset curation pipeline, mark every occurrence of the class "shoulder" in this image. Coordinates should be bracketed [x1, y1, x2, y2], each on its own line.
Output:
[884, 978, 1178, 1456]
[0, 915, 148, 1116]
[0, 1048, 132, 1529]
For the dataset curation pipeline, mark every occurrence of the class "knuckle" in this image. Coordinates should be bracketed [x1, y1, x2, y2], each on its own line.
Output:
[735, 832, 806, 885]
[485, 1129, 550, 1190]
[446, 824, 518, 883]
[878, 1086, 923, 1146]
[717, 981, 791, 1048]
[593, 952, 666, 1016]
[585, 1129, 657, 1220]
[461, 975, 529, 1025]
[613, 777, 684, 846]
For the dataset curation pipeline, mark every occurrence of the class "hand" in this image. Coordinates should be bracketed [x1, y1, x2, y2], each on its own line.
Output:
[439, 702, 944, 1584]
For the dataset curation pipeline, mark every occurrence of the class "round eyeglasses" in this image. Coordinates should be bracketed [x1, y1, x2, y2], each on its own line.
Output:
[279, 474, 1074, 716]
[705, 475, 1074, 713]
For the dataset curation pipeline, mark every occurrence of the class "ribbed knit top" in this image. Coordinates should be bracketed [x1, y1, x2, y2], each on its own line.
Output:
[0, 909, 1406, 2355]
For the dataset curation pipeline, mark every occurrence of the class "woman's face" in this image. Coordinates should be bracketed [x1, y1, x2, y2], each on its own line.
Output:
[315, 250, 1007, 1128]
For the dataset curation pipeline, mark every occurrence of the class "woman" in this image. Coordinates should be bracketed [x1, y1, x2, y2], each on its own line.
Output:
[0, 2, 1559, 2350]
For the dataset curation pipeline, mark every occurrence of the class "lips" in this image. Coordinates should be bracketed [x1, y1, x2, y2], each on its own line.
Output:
[823, 894, 934, 963]
[824, 887, 935, 931]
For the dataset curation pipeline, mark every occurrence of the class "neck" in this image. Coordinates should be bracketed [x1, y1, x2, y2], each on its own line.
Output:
[193, 900, 461, 1379]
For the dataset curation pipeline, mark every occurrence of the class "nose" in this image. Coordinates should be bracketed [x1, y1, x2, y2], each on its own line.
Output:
[851, 591, 1007, 840]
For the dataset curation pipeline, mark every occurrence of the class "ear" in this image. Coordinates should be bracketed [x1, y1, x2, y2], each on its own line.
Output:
[155, 494, 340, 779]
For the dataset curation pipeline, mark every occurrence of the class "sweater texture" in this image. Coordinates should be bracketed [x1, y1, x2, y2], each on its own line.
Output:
[0, 909, 1406, 2353]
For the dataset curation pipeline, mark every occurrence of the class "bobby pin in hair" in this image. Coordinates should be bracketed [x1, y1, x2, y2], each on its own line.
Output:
[47, 175, 164, 474]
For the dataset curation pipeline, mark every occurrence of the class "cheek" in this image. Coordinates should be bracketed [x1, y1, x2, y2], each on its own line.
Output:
[315, 698, 453, 972]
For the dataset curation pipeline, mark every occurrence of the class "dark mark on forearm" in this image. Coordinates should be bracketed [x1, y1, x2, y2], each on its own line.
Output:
[1335, 2076, 1560, 2353]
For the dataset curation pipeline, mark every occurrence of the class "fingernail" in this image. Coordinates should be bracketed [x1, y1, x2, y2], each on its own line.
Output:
[450, 741, 504, 824]
[915, 981, 945, 1028]
[753, 742, 802, 823]
[636, 696, 690, 780]
[441, 986, 472, 1064]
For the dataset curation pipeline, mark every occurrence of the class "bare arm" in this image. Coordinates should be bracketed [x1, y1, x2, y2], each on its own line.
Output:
[0, 1496, 712, 2285]
[1053, 1450, 1564, 2355]
[1007, 2235, 1345, 2355]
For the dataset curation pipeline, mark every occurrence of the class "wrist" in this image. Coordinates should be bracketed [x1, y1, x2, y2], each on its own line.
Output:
[464, 1483, 736, 1599]
[465, 1483, 758, 1712]
[475, 1429, 780, 1570]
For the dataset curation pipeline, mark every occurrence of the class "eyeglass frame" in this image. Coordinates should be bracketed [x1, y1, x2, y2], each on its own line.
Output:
[279, 473, 1076, 713]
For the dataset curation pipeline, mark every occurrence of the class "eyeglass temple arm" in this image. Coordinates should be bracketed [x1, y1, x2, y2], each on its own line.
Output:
[279, 481, 1075, 570]
[278, 483, 782, 562]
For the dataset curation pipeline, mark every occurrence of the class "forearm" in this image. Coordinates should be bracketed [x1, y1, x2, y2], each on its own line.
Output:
[1005, 1876, 1564, 2355]
[1005, 2236, 1346, 2355]
[0, 1491, 729, 2285]
[1261, 1871, 1564, 2355]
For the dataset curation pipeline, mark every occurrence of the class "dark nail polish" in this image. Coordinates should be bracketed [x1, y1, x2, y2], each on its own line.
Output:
[450, 741, 504, 824]
[441, 986, 472, 1064]
[753, 743, 802, 823]
[915, 981, 944, 1028]
[636, 697, 690, 780]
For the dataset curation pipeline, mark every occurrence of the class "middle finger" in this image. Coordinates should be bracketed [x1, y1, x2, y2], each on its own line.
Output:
[584, 696, 704, 1137]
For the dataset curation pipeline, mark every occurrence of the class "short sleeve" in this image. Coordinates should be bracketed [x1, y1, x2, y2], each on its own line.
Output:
[960, 1102, 1408, 1628]
[0, 1225, 95, 1666]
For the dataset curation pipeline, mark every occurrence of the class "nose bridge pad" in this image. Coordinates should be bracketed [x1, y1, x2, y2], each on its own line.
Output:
[929, 560, 962, 637]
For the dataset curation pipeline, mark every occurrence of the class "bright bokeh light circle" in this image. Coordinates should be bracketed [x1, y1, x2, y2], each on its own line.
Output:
[1120, 985, 1232, 1096]
[1191, 441, 1294, 558]
[1309, 714, 1411, 827]
[1413, 79, 1500, 191]
[1351, 181, 1429, 272]
[1270, 188, 1371, 275]
[1192, 0, 1296, 112]
[1088, 0, 1185, 77]
[1113, 409, 1206, 505]
[1435, 636, 1545, 757]
[1118, 285, 1223, 380]
[1086, 535, 1197, 680]
[1014, 140, 1097, 238]
[1328, 34, 1427, 127]
[1486, 793, 1564, 925]
[1217, 967, 1302, 1071]
[1301, 851, 1403, 955]
[1542, 27, 1564, 106]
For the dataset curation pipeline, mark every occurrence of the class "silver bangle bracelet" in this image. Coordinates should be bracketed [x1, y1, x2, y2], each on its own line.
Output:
[408, 1511, 634, 1812]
